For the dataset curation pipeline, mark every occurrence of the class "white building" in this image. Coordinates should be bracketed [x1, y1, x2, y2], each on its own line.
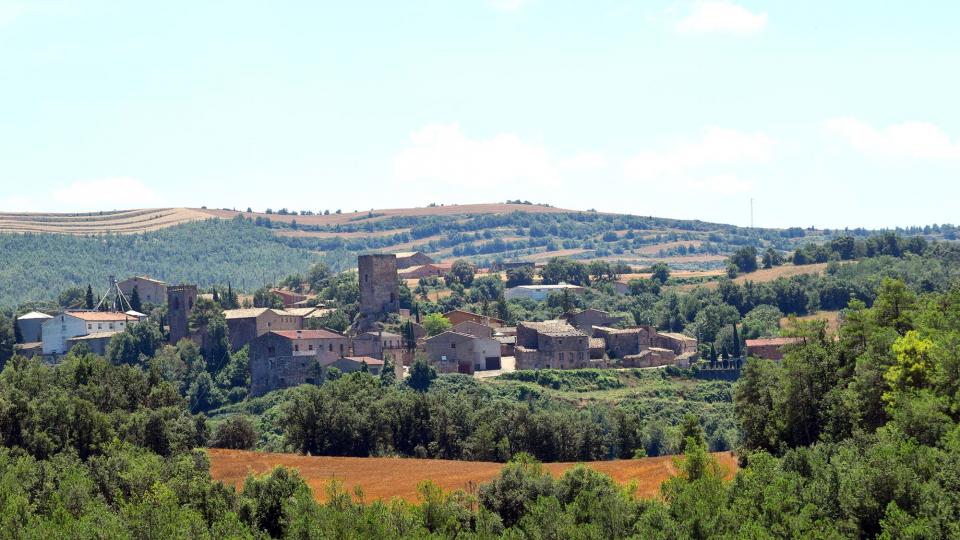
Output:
[504, 283, 586, 302]
[42, 311, 137, 356]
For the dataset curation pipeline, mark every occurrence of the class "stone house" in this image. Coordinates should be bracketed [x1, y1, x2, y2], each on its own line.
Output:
[623, 348, 676, 368]
[118, 276, 167, 306]
[398, 263, 451, 279]
[331, 356, 384, 375]
[394, 251, 435, 269]
[593, 326, 656, 359]
[425, 331, 502, 374]
[224, 308, 303, 351]
[514, 320, 589, 370]
[442, 309, 505, 328]
[653, 332, 698, 357]
[351, 331, 403, 359]
[561, 309, 621, 336]
[249, 329, 349, 396]
[66, 331, 121, 356]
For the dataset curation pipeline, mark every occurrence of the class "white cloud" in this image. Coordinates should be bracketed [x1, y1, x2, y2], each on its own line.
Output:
[394, 123, 569, 187]
[823, 117, 960, 160]
[623, 127, 774, 179]
[50, 178, 165, 211]
[489, 0, 527, 12]
[676, 1, 767, 35]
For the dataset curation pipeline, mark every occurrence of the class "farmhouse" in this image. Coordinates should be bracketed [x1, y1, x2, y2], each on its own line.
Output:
[398, 263, 452, 279]
[41, 311, 137, 356]
[394, 251, 435, 269]
[746, 337, 802, 361]
[505, 283, 585, 302]
[249, 329, 348, 396]
[118, 276, 167, 305]
[16, 311, 51, 343]
[514, 320, 590, 370]
[425, 331, 501, 374]
[224, 308, 303, 351]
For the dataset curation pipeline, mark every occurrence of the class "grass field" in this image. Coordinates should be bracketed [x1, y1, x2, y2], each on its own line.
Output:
[208, 448, 738, 503]
[782, 310, 842, 334]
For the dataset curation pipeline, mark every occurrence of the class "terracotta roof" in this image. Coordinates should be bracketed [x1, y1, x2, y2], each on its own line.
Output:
[63, 311, 134, 322]
[342, 356, 385, 365]
[746, 337, 802, 347]
[224, 308, 298, 319]
[272, 329, 344, 340]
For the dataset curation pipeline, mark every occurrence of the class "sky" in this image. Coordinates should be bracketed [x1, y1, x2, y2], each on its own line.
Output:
[1, 0, 959, 229]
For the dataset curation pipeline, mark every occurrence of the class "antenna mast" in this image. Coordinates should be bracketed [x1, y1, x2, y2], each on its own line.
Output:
[750, 198, 754, 229]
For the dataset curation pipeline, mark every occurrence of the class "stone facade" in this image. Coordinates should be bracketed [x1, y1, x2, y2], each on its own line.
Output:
[443, 310, 505, 328]
[352, 331, 403, 359]
[652, 332, 698, 356]
[514, 320, 589, 370]
[224, 308, 303, 351]
[167, 285, 197, 345]
[359, 254, 400, 317]
[452, 320, 494, 338]
[394, 251, 435, 269]
[249, 329, 348, 396]
[593, 326, 655, 358]
[118, 276, 167, 306]
[331, 356, 384, 375]
[562, 309, 621, 336]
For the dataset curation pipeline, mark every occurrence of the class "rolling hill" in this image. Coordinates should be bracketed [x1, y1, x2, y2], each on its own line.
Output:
[0, 202, 947, 307]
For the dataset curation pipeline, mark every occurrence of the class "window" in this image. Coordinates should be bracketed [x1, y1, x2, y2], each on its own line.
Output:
[97, 323, 102, 330]
[109, 323, 114, 330]
[451, 342, 456, 348]
[294, 345, 299, 352]
[87, 324, 92, 330]
[308, 344, 313, 351]
[328, 343, 333, 352]
[339, 343, 344, 353]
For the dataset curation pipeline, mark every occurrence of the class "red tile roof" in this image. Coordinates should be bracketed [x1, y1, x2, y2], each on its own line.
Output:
[272, 329, 344, 340]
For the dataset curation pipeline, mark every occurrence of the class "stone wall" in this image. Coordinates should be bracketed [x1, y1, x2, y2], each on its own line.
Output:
[167, 285, 197, 344]
[359, 254, 400, 316]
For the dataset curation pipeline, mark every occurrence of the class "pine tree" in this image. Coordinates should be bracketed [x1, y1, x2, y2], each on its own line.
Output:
[130, 287, 143, 313]
[85, 285, 95, 310]
[496, 295, 510, 322]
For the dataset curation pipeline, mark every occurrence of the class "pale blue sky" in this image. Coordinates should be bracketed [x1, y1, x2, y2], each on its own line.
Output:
[1, 1, 958, 228]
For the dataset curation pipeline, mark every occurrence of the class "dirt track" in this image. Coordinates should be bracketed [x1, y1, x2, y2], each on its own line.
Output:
[207, 448, 738, 503]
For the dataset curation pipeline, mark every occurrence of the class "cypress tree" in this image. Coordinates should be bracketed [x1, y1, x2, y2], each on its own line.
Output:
[709, 343, 717, 363]
[732, 323, 741, 358]
[85, 285, 95, 310]
[130, 287, 143, 313]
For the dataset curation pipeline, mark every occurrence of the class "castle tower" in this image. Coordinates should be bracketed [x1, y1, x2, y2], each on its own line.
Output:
[167, 284, 197, 344]
[358, 254, 399, 316]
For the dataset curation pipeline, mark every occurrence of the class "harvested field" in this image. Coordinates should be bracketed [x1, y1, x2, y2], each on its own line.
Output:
[782, 310, 842, 334]
[0, 208, 211, 234]
[208, 449, 738, 503]
[734, 263, 831, 284]
[201, 203, 578, 227]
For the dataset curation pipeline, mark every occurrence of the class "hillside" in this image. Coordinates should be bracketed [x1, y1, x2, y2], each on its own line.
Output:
[0, 203, 952, 307]
[208, 448, 738, 503]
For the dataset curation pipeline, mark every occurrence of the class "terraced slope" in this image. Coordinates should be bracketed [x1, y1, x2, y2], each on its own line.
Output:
[0, 208, 211, 234]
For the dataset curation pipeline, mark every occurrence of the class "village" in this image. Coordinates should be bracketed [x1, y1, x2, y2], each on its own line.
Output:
[13, 251, 795, 397]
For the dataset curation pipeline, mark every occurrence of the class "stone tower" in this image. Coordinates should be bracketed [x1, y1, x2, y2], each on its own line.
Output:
[167, 284, 197, 344]
[358, 254, 399, 316]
